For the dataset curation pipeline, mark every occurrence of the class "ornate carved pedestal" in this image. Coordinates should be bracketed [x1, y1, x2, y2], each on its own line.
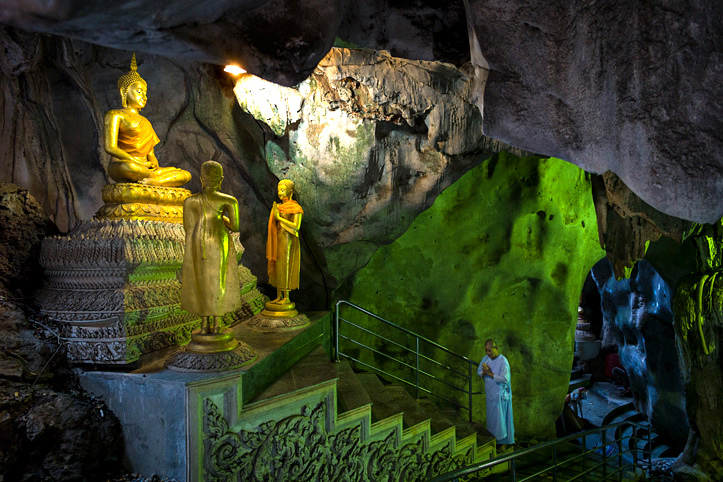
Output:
[96, 183, 190, 223]
[36, 185, 265, 364]
[166, 329, 257, 372]
[254, 299, 310, 329]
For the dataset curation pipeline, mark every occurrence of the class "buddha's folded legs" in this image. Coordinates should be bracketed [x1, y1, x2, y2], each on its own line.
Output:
[108, 160, 191, 187]
[140, 166, 192, 187]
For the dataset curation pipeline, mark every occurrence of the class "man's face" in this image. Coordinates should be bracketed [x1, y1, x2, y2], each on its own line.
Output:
[485, 344, 499, 359]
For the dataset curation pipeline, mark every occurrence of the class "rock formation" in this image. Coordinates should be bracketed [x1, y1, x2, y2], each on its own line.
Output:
[2, 1, 721, 223]
[0, 185, 124, 480]
[342, 153, 605, 439]
[674, 222, 723, 474]
[236, 47, 527, 290]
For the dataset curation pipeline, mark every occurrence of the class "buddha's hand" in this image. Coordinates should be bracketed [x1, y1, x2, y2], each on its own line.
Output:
[130, 156, 154, 169]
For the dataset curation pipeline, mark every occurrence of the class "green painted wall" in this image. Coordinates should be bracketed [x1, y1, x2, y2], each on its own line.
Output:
[339, 152, 606, 440]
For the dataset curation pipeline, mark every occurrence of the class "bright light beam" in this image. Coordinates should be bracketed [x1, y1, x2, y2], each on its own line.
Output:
[224, 65, 247, 75]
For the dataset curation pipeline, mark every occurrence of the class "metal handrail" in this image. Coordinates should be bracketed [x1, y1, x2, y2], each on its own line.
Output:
[333, 300, 482, 422]
[427, 420, 653, 482]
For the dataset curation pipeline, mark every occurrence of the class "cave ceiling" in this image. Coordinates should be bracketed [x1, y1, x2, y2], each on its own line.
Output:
[2, 0, 722, 223]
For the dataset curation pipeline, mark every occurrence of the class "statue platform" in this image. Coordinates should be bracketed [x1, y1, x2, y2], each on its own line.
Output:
[78, 312, 497, 482]
[78, 312, 329, 481]
[36, 218, 265, 364]
[95, 183, 190, 223]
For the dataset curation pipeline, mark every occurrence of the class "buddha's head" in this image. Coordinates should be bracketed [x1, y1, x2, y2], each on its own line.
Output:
[201, 161, 224, 189]
[117, 53, 148, 109]
[278, 179, 295, 201]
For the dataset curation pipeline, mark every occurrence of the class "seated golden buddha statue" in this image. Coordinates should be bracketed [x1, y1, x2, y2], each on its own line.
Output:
[103, 54, 191, 187]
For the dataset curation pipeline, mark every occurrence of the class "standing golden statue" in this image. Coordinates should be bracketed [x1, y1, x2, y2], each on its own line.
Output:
[103, 53, 191, 187]
[181, 161, 241, 336]
[167, 160, 257, 371]
[263, 179, 304, 317]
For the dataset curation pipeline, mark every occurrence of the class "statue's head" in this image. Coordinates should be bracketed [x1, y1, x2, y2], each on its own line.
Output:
[201, 161, 224, 189]
[278, 179, 295, 200]
[117, 53, 148, 108]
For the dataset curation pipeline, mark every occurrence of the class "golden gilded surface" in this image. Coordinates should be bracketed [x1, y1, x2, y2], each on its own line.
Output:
[181, 161, 241, 338]
[185, 330, 239, 354]
[263, 179, 303, 315]
[103, 54, 191, 187]
[102, 183, 191, 205]
[95, 183, 190, 223]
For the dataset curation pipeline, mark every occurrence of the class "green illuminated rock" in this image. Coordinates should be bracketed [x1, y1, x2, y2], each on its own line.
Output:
[342, 152, 605, 440]
[673, 221, 723, 474]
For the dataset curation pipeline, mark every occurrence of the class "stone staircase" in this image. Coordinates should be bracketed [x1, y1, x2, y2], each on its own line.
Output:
[202, 344, 497, 482]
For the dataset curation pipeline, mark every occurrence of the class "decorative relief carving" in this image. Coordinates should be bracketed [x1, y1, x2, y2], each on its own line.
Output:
[203, 398, 470, 482]
[37, 219, 265, 364]
[101, 183, 191, 206]
[167, 342, 256, 372]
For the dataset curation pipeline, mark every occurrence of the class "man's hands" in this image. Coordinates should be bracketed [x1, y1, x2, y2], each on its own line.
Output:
[481, 363, 494, 377]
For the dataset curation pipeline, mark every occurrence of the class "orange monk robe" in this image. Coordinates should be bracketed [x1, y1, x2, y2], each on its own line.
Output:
[266, 200, 304, 290]
[117, 116, 160, 157]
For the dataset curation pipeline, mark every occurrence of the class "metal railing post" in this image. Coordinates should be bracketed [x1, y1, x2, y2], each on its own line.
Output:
[617, 432, 623, 482]
[334, 301, 340, 362]
[415, 337, 420, 400]
[648, 421, 653, 473]
[468, 362, 474, 422]
[582, 434, 587, 482]
[552, 444, 558, 482]
[602, 429, 608, 479]
[632, 425, 638, 474]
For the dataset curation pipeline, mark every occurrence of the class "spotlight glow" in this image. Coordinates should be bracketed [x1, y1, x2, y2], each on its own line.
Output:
[224, 65, 247, 75]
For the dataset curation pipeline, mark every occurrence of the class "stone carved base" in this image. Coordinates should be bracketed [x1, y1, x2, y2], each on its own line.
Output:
[166, 342, 256, 372]
[246, 312, 310, 330]
[37, 218, 265, 364]
[96, 183, 191, 223]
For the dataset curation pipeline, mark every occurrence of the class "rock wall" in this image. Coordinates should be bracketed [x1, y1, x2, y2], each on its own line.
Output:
[0, 185, 124, 480]
[3, 0, 721, 224]
[236, 47, 527, 292]
[0, 27, 283, 300]
[465, 0, 723, 223]
[341, 153, 605, 439]
[673, 222, 723, 473]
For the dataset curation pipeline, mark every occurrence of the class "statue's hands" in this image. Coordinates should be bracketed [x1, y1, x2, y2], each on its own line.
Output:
[130, 156, 153, 168]
[272, 202, 281, 220]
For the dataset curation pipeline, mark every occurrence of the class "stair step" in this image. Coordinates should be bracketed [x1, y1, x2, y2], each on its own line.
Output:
[384, 385, 432, 429]
[252, 344, 335, 402]
[333, 360, 372, 413]
[356, 372, 406, 423]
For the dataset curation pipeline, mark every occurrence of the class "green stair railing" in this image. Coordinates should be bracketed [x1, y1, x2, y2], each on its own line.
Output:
[333, 300, 482, 422]
[428, 419, 653, 482]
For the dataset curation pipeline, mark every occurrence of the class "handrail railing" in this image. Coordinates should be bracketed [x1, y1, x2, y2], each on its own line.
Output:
[427, 420, 653, 482]
[333, 300, 482, 422]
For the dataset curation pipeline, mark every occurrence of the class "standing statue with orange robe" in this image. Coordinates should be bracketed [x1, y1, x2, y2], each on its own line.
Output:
[264, 179, 303, 316]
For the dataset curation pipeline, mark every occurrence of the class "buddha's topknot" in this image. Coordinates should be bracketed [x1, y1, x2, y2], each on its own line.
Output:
[117, 53, 147, 105]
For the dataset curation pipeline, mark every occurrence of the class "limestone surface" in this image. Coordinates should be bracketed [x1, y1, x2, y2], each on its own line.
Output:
[238, 47, 527, 289]
[465, 0, 723, 223]
[0, 183, 57, 296]
[342, 153, 606, 439]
